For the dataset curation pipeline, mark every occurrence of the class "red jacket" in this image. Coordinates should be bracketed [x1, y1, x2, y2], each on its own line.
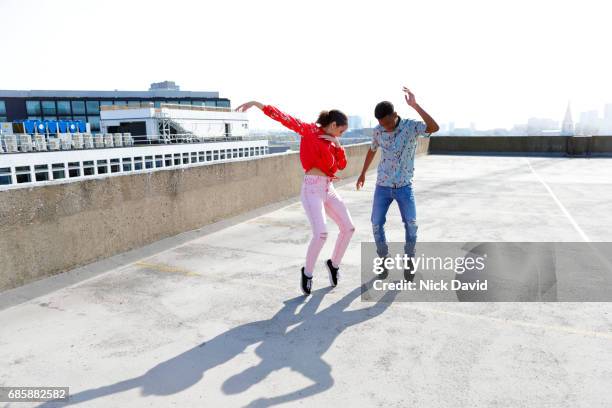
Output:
[262, 105, 347, 177]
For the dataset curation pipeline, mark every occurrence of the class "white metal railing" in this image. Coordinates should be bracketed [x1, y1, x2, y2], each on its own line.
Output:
[0, 132, 268, 154]
[0, 142, 271, 190]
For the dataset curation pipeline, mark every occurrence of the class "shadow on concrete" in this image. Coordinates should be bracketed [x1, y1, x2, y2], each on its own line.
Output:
[39, 279, 397, 408]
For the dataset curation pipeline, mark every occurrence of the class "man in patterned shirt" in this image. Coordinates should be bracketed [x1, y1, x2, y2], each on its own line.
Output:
[357, 87, 439, 280]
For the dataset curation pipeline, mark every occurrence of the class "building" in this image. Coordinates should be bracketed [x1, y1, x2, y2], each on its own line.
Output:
[560, 102, 574, 136]
[348, 115, 363, 130]
[600, 103, 612, 135]
[527, 117, 558, 136]
[99, 103, 249, 142]
[577, 110, 599, 136]
[0, 82, 230, 132]
[0, 83, 269, 190]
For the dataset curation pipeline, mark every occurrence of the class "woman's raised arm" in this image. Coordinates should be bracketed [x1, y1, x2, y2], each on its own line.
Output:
[235, 101, 310, 137]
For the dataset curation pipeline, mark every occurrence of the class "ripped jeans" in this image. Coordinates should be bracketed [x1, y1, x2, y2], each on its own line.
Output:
[371, 183, 418, 258]
[301, 175, 355, 275]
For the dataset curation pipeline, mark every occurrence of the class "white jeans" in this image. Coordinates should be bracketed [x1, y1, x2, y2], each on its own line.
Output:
[300, 175, 355, 275]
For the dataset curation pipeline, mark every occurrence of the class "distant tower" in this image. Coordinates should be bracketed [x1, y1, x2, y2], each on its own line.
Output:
[561, 102, 574, 136]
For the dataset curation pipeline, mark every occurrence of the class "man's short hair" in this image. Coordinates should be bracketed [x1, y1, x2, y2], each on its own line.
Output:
[374, 101, 394, 120]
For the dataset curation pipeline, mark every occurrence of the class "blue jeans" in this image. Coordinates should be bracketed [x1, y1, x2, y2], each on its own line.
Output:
[371, 184, 418, 257]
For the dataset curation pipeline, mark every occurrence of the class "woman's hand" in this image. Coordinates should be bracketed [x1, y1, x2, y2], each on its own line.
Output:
[235, 101, 264, 112]
[319, 134, 341, 148]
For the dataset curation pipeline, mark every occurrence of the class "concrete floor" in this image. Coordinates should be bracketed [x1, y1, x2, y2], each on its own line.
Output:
[1, 155, 612, 408]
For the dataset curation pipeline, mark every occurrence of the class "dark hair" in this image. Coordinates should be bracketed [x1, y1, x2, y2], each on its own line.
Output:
[374, 101, 395, 120]
[316, 109, 348, 127]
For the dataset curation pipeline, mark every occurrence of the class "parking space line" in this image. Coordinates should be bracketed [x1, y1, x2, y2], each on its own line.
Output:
[525, 158, 590, 242]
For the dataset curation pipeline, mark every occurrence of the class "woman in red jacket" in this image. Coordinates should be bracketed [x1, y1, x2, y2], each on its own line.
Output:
[236, 101, 355, 295]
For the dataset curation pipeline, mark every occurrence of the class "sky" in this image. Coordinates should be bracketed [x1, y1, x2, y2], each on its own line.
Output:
[1, 0, 611, 131]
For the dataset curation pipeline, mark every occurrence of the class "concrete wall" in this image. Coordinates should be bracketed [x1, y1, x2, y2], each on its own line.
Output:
[0, 138, 428, 291]
[428, 135, 612, 155]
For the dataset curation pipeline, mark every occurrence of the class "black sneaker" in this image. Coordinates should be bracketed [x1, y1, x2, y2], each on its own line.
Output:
[325, 259, 339, 287]
[378, 256, 389, 280]
[404, 257, 416, 282]
[301, 267, 312, 295]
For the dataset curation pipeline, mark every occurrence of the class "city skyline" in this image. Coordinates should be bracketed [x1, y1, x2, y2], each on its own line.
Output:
[252, 101, 612, 137]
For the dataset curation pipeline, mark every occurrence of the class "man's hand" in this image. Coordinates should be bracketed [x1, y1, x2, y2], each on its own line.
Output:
[403, 86, 418, 108]
[356, 173, 366, 190]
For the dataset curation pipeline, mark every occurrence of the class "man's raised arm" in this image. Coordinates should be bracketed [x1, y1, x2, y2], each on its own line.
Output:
[403, 86, 439, 134]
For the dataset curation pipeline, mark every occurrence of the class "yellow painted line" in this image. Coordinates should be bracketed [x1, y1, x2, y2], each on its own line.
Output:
[403, 304, 612, 341]
[134, 261, 201, 277]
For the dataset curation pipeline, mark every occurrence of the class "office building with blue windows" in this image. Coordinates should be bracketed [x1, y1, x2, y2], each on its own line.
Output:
[0, 81, 230, 132]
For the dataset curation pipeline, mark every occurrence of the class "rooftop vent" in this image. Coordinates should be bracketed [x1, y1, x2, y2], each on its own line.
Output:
[149, 81, 180, 91]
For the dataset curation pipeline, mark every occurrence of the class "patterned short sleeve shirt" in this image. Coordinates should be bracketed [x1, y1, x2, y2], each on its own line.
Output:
[370, 117, 429, 187]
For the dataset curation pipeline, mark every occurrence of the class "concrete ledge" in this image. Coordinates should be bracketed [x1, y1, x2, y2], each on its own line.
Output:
[428, 135, 612, 156]
[0, 140, 430, 292]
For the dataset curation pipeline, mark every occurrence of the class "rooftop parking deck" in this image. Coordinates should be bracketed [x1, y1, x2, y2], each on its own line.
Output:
[1, 154, 612, 407]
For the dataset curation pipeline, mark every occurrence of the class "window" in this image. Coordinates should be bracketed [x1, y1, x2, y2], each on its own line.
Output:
[110, 158, 120, 173]
[179, 101, 191, 106]
[57, 101, 71, 115]
[114, 101, 127, 106]
[83, 160, 95, 176]
[190, 152, 197, 163]
[0, 167, 11, 185]
[73, 116, 86, 127]
[250, 147, 254, 156]
[86, 100, 100, 115]
[122, 157, 132, 171]
[213, 150, 219, 160]
[127, 101, 140, 107]
[155, 155, 163, 167]
[217, 100, 230, 108]
[100, 101, 113, 107]
[154, 101, 162, 108]
[42, 101, 56, 116]
[134, 156, 143, 170]
[52, 163, 65, 179]
[68, 162, 80, 178]
[182, 153, 189, 164]
[206, 151, 212, 161]
[97, 159, 108, 174]
[71, 101, 85, 115]
[0, 116, 6, 122]
[88, 116, 101, 131]
[220, 150, 226, 160]
[198, 151, 204, 162]
[239, 148, 244, 158]
[193, 101, 203, 106]
[26, 100, 41, 115]
[173, 153, 181, 165]
[165, 154, 172, 166]
[232, 148, 238, 158]
[0, 100, 6, 115]
[204, 100, 216, 107]
[34, 164, 49, 181]
[145, 155, 153, 169]
[15, 166, 31, 183]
